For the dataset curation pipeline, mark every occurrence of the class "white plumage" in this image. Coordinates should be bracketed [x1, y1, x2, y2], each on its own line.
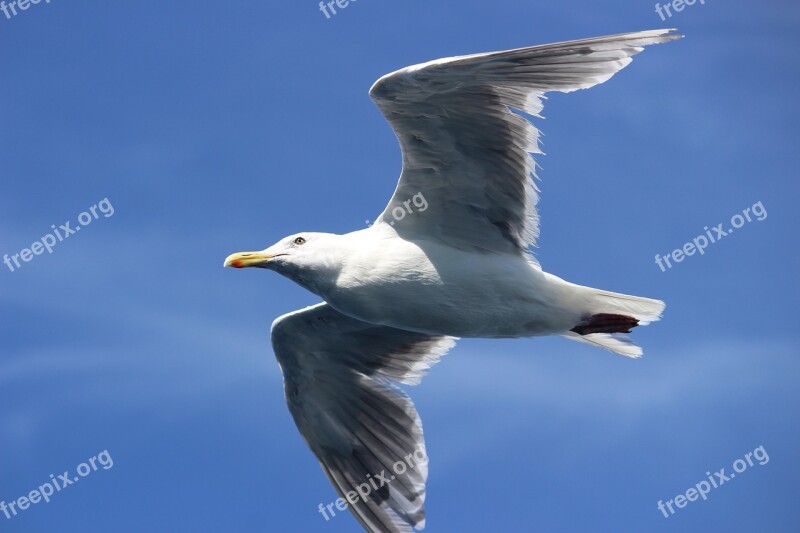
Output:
[225, 29, 679, 532]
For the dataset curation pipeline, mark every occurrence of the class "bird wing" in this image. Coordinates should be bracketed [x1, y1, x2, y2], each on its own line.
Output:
[271, 303, 457, 533]
[370, 29, 681, 260]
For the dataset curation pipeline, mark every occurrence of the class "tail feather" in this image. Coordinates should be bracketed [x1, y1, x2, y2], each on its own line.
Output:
[563, 331, 645, 358]
[563, 287, 665, 358]
[586, 288, 665, 326]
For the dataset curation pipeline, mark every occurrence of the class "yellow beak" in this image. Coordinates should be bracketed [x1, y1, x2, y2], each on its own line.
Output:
[223, 251, 276, 268]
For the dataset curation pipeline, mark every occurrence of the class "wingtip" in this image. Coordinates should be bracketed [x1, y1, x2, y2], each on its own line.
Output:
[669, 29, 685, 39]
[619, 28, 683, 43]
[658, 28, 685, 40]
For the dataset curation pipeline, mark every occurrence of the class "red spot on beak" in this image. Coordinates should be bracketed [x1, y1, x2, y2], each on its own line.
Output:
[230, 260, 244, 268]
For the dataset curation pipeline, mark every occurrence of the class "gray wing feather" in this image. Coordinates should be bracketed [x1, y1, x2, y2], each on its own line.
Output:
[271, 303, 457, 532]
[371, 29, 681, 259]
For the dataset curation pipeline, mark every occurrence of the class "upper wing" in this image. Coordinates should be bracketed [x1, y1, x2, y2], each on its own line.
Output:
[371, 29, 681, 259]
[271, 303, 457, 533]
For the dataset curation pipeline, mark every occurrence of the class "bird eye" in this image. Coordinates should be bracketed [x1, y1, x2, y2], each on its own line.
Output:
[293, 237, 306, 245]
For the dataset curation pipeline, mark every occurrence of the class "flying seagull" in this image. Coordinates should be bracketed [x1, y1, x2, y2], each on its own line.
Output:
[225, 29, 679, 532]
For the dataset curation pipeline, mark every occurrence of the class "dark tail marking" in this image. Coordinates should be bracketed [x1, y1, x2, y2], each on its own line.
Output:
[571, 314, 639, 336]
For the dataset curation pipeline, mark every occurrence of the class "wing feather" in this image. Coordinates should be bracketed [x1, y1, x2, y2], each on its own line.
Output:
[371, 29, 682, 259]
[271, 303, 457, 532]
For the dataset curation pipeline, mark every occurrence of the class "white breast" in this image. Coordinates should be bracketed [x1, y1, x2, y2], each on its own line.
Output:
[321, 226, 579, 337]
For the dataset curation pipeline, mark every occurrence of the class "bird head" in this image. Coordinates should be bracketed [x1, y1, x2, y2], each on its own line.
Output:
[224, 233, 343, 294]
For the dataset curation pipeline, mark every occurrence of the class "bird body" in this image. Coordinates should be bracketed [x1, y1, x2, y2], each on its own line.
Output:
[316, 225, 566, 337]
[280, 224, 658, 340]
[225, 29, 680, 532]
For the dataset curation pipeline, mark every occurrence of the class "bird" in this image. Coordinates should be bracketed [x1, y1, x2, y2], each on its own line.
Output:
[225, 29, 679, 533]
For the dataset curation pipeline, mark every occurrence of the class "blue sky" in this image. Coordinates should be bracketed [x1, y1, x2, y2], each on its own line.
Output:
[1, 0, 798, 531]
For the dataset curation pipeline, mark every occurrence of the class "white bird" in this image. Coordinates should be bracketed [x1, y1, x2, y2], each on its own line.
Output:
[225, 29, 679, 532]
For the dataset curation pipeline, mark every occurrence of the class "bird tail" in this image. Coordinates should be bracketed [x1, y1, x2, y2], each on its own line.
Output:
[562, 287, 665, 358]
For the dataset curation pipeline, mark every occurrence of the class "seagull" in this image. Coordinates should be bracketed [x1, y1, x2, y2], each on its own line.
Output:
[225, 29, 679, 532]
